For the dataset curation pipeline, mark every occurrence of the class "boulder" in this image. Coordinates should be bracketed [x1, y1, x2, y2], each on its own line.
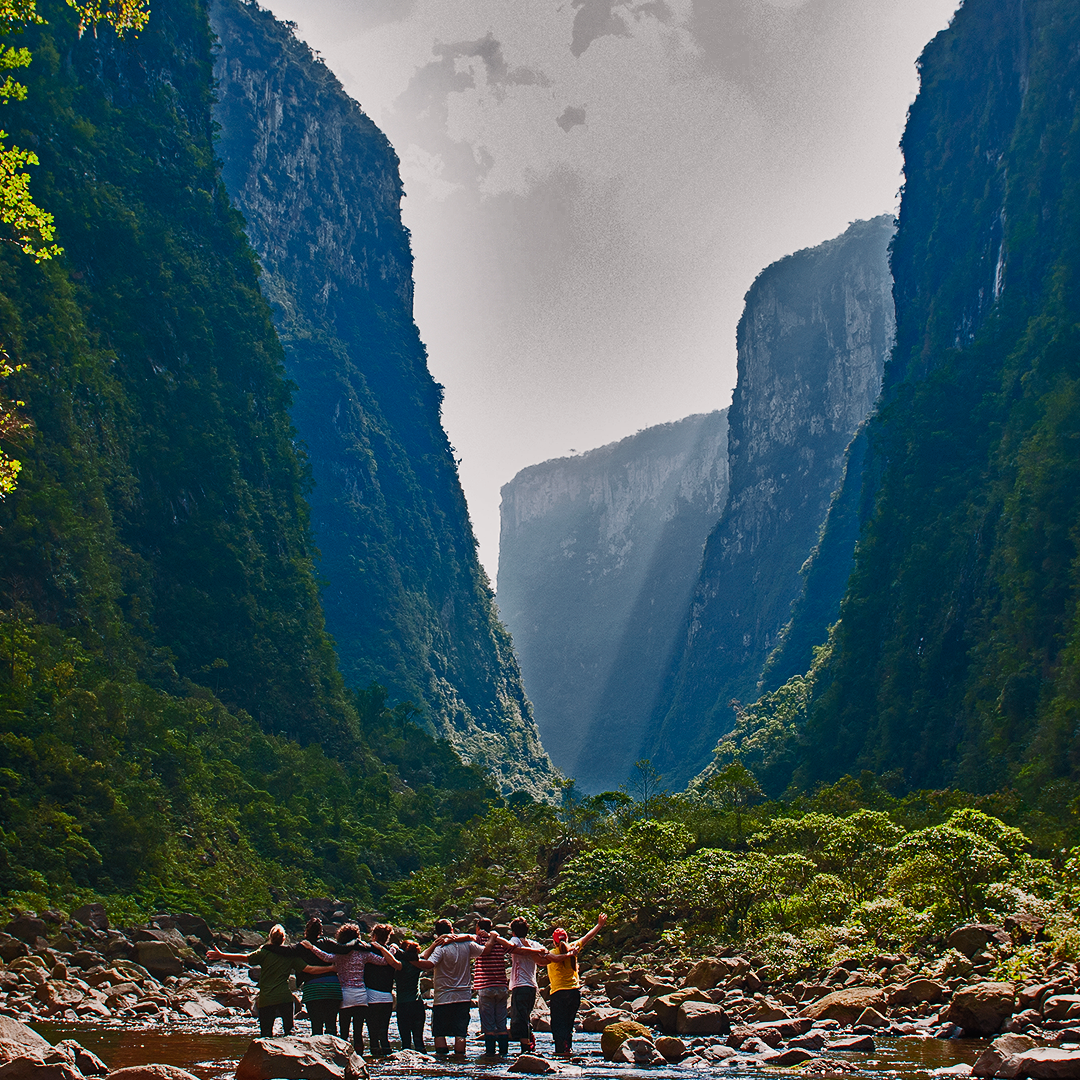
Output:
[654, 1037, 687, 1063]
[772, 1049, 816, 1066]
[943, 982, 1016, 1037]
[889, 979, 948, 1007]
[800, 988, 886, 1027]
[0, 1055, 82, 1080]
[3, 919, 47, 946]
[653, 989, 709, 1031]
[0, 935, 29, 963]
[972, 1034, 1037, 1077]
[106, 1069, 202, 1080]
[600, 1021, 652, 1061]
[579, 1009, 626, 1033]
[152, 916, 212, 947]
[1009, 1049, 1080, 1080]
[829, 1037, 876, 1052]
[132, 943, 182, 979]
[1004, 914, 1046, 943]
[0, 1020, 49, 1057]
[50, 1049, 103, 1079]
[791, 1034, 827, 1052]
[948, 925, 1010, 958]
[855, 1008, 889, 1028]
[682, 961, 727, 991]
[508, 1056, 555, 1074]
[1044, 997, 1080, 1023]
[70, 906, 108, 933]
[675, 1001, 730, 1036]
[235, 1038, 367, 1080]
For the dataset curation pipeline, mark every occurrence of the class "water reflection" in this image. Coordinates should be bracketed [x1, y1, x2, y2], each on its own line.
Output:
[29, 1020, 989, 1080]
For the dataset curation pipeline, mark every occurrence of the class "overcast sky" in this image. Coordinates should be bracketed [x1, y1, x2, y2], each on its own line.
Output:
[263, 0, 960, 582]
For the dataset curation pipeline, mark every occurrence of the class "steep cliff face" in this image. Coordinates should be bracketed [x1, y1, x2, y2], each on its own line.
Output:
[646, 217, 896, 789]
[797, 0, 1080, 800]
[497, 412, 728, 791]
[210, 0, 556, 796]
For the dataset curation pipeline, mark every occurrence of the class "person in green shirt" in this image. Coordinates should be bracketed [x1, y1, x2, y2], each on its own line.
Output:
[209, 924, 332, 1037]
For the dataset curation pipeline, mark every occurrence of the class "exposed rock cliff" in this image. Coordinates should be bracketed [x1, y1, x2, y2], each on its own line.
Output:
[497, 412, 729, 791]
[646, 217, 896, 788]
[210, 0, 556, 796]
[796, 0, 1080, 798]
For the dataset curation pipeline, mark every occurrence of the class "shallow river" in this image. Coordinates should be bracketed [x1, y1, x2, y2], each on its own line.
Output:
[29, 1016, 990, 1080]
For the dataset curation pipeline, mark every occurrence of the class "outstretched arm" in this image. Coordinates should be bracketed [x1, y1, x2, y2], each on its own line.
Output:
[575, 912, 608, 951]
[206, 949, 252, 965]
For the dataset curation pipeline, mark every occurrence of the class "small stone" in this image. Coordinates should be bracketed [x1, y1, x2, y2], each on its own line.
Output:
[829, 1036, 876, 1052]
[772, 1048, 816, 1066]
[508, 1054, 555, 1074]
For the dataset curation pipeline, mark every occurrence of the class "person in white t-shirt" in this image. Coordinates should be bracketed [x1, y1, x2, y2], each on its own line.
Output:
[484, 916, 565, 1054]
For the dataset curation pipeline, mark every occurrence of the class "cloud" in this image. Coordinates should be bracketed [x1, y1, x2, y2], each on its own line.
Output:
[556, 105, 587, 132]
[570, 0, 677, 57]
[435, 31, 550, 93]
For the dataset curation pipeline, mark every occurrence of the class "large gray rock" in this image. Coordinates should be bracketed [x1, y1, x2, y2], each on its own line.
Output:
[70, 905, 108, 932]
[972, 1034, 1037, 1077]
[888, 979, 947, 1006]
[132, 942, 183, 979]
[948, 925, 1010, 958]
[235, 1038, 367, 1080]
[1009, 1049, 1080, 1080]
[675, 1001, 731, 1036]
[653, 989, 710, 1031]
[0, 1020, 49, 1057]
[801, 987, 886, 1027]
[1044, 997, 1080, 1022]
[943, 982, 1015, 1037]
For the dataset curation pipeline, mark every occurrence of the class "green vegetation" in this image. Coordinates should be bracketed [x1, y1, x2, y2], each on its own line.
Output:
[386, 765, 1080, 975]
[0, 0, 494, 925]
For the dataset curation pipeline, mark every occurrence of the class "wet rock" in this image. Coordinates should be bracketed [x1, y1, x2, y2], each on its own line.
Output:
[829, 1036, 876, 1052]
[801, 987, 886, 1027]
[855, 1007, 889, 1028]
[579, 1008, 626, 1032]
[0, 1018, 49, 1056]
[675, 1001, 730, 1036]
[600, 1021, 652, 1060]
[508, 1054, 555, 1074]
[107, 1068, 202, 1080]
[791, 1033, 828, 1051]
[943, 982, 1016, 1037]
[739, 1037, 774, 1056]
[653, 989, 710, 1031]
[802, 1058, 862, 1076]
[1009, 1048, 1080, 1079]
[654, 1037, 687, 1062]
[235, 1037, 367, 1080]
[0, 1054, 82, 1080]
[772, 1048, 817, 1066]
[614, 1037, 666, 1065]
[890, 980, 948, 1007]
[971, 1033, 1037, 1076]
[948, 926, 1010, 959]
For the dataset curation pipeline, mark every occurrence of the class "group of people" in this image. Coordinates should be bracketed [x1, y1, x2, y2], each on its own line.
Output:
[207, 912, 608, 1060]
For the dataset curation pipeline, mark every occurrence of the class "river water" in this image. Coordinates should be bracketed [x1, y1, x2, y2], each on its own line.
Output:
[29, 1016, 990, 1080]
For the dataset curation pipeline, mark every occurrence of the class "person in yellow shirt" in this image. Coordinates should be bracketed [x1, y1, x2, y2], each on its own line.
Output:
[546, 913, 607, 1057]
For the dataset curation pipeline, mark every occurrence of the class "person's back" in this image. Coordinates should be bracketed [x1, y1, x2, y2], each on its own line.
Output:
[430, 939, 475, 1003]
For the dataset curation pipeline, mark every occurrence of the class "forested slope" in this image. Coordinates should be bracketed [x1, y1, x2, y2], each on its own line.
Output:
[210, 0, 556, 798]
[0, 0, 499, 920]
[793, 0, 1080, 803]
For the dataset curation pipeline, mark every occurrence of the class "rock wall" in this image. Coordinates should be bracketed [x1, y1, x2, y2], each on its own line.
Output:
[645, 217, 896, 789]
[497, 412, 728, 791]
[210, 0, 556, 796]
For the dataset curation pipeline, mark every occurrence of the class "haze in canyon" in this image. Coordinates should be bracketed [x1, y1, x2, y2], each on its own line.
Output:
[261, 0, 960, 577]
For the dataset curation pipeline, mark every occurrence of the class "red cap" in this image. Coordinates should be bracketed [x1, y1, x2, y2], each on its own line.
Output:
[552, 927, 568, 944]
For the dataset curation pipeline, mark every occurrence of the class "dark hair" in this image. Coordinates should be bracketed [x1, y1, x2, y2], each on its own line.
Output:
[434, 918, 453, 936]
[401, 940, 421, 961]
[476, 918, 493, 933]
[305, 917, 322, 942]
[372, 923, 392, 944]
[510, 918, 529, 937]
[337, 922, 359, 943]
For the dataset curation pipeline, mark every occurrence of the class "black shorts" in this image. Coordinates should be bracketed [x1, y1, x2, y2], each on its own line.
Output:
[431, 1001, 471, 1038]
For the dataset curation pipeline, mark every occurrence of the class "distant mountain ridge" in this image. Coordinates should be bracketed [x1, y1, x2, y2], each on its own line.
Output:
[498, 412, 729, 791]
[645, 217, 896, 789]
[210, 0, 556, 797]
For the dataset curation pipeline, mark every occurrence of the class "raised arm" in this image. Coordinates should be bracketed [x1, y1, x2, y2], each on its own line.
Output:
[575, 912, 608, 950]
[206, 948, 253, 965]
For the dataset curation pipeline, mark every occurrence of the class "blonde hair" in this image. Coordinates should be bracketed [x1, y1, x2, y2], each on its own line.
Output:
[268, 924, 286, 945]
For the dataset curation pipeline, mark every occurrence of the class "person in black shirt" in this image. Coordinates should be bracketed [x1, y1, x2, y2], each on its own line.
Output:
[395, 940, 426, 1051]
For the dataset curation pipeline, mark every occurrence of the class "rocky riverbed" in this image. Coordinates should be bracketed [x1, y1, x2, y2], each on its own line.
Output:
[1, 906, 1079, 1079]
